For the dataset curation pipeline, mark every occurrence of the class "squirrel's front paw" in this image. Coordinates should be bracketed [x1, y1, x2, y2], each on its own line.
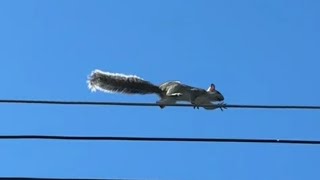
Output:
[218, 102, 227, 111]
[191, 101, 200, 110]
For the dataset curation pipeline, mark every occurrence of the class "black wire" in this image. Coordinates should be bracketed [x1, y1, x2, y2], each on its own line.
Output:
[0, 99, 320, 110]
[0, 177, 131, 180]
[0, 135, 319, 145]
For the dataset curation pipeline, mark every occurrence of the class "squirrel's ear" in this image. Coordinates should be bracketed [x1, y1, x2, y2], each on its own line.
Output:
[207, 83, 215, 92]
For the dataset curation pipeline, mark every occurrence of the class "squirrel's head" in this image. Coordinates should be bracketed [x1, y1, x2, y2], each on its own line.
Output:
[207, 83, 224, 101]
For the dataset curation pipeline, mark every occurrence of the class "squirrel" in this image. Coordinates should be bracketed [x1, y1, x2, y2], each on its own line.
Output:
[87, 69, 225, 110]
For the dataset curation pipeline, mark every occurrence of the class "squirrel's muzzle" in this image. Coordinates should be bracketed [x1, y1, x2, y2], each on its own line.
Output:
[215, 90, 224, 101]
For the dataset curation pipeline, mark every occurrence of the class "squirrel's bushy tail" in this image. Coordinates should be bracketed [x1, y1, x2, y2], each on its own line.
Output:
[88, 70, 163, 95]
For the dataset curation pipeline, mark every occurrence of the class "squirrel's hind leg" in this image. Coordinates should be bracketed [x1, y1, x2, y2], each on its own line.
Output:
[156, 98, 177, 109]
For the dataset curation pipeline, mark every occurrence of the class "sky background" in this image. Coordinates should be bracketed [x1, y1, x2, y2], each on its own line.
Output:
[0, 0, 320, 179]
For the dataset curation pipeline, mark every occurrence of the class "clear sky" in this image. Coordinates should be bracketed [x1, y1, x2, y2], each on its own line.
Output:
[0, 0, 320, 180]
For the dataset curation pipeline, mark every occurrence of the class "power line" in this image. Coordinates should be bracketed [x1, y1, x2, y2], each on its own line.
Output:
[0, 177, 132, 180]
[0, 135, 319, 145]
[0, 99, 320, 110]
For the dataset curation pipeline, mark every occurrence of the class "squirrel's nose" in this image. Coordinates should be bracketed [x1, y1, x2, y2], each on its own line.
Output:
[216, 91, 224, 101]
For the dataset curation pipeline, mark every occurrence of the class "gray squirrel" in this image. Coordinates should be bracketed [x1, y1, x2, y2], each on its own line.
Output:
[87, 69, 225, 110]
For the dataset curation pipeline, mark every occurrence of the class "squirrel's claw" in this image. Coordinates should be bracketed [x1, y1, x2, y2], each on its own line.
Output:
[218, 102, 227, 111]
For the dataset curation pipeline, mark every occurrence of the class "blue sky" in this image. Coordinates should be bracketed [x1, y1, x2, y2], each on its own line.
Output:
[0, 0, 320, 179]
